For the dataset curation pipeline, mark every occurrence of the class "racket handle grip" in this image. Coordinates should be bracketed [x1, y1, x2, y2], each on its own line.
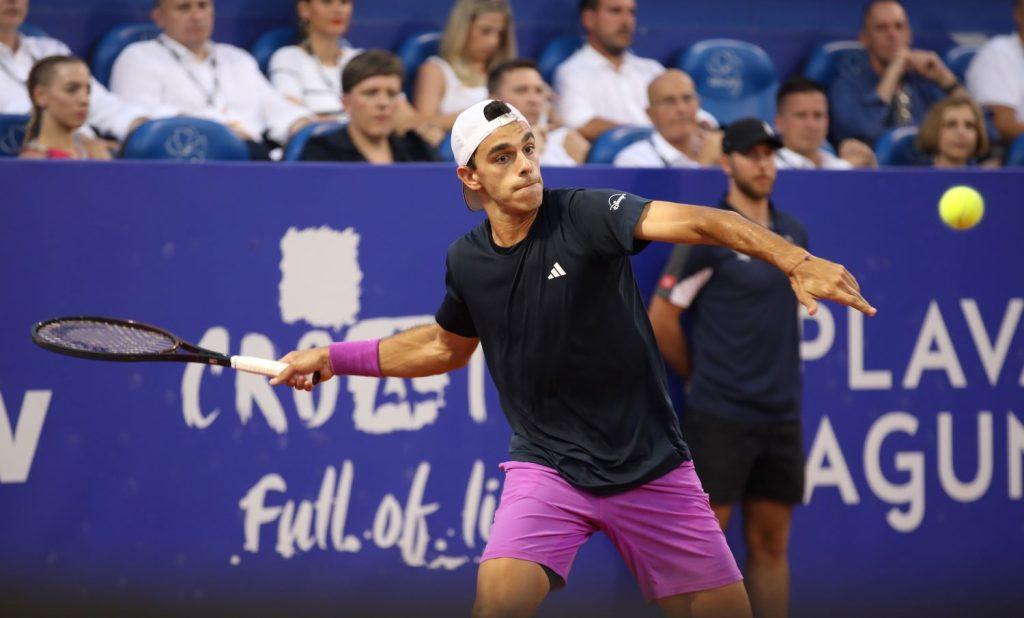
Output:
[230, 355, 288, 378]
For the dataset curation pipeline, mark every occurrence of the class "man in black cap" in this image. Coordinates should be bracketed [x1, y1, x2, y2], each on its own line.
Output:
[648, 117, 807, 618]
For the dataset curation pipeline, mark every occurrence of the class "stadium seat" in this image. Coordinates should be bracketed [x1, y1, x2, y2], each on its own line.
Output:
[1005, 134, 1024, 167]
[283, 120, 345, 161]
[803, 40, 866, 88]
[437, 132, 455, 162]
[537, 35, 583, 85]
[121, 117, 249, 161]
[943, 44, 978, 85]
[676, 38, 778, 126]
[250, 26, 302, 76]
[0, 114, 30, 157]
[18, 24, 46, 37]
[397, 31, 441, 98]
[874, 125, 925, 166]
[586, 126, 653, 164]
[91, 24, 161, 87]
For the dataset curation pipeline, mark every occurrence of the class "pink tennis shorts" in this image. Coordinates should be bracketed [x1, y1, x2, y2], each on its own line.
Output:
[480, 460, 742, 602]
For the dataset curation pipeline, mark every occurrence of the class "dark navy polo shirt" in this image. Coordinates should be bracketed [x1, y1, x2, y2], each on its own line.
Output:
[656, 198, 809, 424]
[436, 188, 690, 494]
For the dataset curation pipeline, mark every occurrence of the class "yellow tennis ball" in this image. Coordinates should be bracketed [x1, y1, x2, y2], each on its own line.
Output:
[938, 185, 984, 230]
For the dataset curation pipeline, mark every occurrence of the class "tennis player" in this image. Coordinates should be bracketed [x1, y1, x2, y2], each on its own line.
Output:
[271, 99, 874, 618]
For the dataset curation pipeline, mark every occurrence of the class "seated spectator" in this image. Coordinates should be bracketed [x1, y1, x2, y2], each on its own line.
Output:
[300, 50, 437, 163]
[269, 0, 361, 120]
[554, 0, 717, 142]
[487, 58, 588, 166]
[413, 0, 516, 139]
[110, 0, 312, 159]
[916, 95, 990, 168]
[19, 56, 111, 160]
[0, 0, 145, 141]
[614, 69, 722, 168]
[830, 0, 964, 145]
[775, 77, 876, 169]
[965, 0, 1024, 145]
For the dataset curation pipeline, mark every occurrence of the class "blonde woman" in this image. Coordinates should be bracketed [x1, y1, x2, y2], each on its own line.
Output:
[269, 0, 361, 119]
[413, 0, 516, 138]
[20, 56, 111, 160]
[916, 95, 991, 168]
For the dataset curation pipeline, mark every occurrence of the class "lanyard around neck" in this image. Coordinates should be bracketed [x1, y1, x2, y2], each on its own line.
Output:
[158, 37, 220, 107]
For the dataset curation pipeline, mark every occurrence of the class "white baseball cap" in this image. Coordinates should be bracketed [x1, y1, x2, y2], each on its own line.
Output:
[451, 99, 531, 211]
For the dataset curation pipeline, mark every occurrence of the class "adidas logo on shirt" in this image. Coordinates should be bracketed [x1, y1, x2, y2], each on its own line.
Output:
[547, 262, 567, 279]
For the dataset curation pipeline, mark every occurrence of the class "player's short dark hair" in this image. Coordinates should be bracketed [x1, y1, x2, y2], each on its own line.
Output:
[487, 58, 540, 95]
[579, 0, 601, 14]
[861, 0, 907, 29]
[776, 76, 827, 109]
[466, 101, 515, 169]
[341, 50, 405, 94]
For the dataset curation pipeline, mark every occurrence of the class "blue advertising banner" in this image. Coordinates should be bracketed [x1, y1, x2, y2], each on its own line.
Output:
[1, 161, 1022, 617]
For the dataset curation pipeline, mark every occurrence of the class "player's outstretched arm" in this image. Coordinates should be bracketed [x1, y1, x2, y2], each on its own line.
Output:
[270, 323, 479, 391]
[634, 200, 876, 317]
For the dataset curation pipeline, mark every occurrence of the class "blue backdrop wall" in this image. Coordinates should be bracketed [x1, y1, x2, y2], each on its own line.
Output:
[1, 161, 1023, 617]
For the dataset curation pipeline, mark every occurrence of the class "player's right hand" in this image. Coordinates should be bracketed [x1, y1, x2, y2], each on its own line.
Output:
[270, 347, 334, 391]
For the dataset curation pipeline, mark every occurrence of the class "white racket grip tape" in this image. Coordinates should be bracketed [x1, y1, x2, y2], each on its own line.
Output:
[230, 356, 289, 377]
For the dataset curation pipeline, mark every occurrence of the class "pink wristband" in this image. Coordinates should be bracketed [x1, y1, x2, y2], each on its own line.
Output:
[328, 339, 383, 377]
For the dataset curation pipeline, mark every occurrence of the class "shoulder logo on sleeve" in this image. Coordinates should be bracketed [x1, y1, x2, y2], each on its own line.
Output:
[608, 193, 627, 211]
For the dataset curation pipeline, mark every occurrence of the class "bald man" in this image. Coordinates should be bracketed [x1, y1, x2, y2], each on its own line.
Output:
[614, 69, 723, 168]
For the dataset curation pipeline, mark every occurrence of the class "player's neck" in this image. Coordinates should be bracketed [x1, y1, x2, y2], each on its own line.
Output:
[0, 28, 19, 51]
[933, 153, 966, 168]
[727, 188, 770, 227]
[306, 31, 341, 66]
[37, 115, 77, 152]
[588, 38, 626, 69]
[487, 207, 539, 247]
[348, 123, 393, 163]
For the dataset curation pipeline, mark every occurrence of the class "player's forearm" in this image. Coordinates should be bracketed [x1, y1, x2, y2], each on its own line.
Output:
[696, 208, 808, 275]
[379, 324, 471, 378]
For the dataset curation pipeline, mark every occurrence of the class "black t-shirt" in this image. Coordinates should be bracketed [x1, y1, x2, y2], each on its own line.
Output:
[655, 198, 809, 423]
[299, 126, 438, 162]
[436, 188, 690, 494]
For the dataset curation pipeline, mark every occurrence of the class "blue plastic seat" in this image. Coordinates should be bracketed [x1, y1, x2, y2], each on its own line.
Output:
[121, 117, 249, 161]
[250, 26, 303, 76]
[538, 35, 583, 85]
[874, 125, 925, 166]
[586, 126, 653, 164]
[91, 24, 161, 87]
[0, 114, 30, 157]
[1005, 134, 1024, 167]
[283, 120, 345, 161]
[18, 24, 46, 37]
[437, 132, 455, 162]
[803, 41, 866, 88]
[943, 44, 978, 85]
[676, 38, 779, 126]
[397, 31, 441, 98]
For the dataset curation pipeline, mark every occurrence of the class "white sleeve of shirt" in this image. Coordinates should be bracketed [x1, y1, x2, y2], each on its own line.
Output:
[966, 39, 1020, 109]
[86, 79, 147, 140]
[268, 46, 305, 103]
[667, 267, 713, 309]
[248, 53, 311, 144]
[554, 58, 599, 129]
[612, 140, 657, 167]
[110, 42, 181, 114]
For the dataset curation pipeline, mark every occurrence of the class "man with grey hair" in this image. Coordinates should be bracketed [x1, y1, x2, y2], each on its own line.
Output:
[111, 0, 311, 157]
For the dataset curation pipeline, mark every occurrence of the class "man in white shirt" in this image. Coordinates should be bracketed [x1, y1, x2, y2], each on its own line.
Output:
[774, 77, 876, 170]
[487, 58, 588, 166]
[614, 69, 722, 168]
[110, 0, 311, 157]
[0, 0, 145, 140]
[965, 0, 1024, 145]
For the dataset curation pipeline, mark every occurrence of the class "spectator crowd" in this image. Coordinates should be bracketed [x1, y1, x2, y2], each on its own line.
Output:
[1, 0, 1021, 167]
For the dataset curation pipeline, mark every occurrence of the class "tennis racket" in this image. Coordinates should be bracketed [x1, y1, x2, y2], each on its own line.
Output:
[31, 316, 317, 382]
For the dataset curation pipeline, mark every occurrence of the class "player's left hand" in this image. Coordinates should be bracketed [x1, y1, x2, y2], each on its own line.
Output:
[789, 256, 876, 317]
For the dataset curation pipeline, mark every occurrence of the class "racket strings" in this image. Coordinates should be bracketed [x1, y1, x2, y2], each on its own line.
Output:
[36, 320, 176, 355]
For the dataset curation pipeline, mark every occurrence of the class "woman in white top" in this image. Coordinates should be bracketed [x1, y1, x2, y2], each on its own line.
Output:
[413, 0, 516, 140]
[269, 0, 360, 120]
[19, 56, 111, 160]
